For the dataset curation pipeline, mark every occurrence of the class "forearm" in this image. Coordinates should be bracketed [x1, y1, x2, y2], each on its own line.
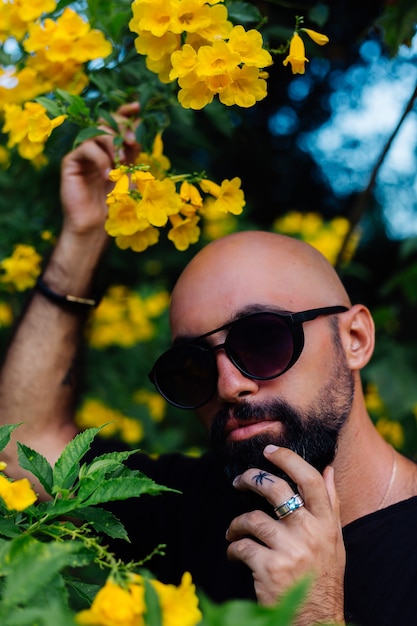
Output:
[0, 226, 108, 479]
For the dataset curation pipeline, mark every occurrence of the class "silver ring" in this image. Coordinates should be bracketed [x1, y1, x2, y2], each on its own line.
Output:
[273, 494, 305, 520]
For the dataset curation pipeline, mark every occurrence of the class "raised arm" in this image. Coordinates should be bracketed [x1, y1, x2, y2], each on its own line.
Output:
[0, 104, 140, 488]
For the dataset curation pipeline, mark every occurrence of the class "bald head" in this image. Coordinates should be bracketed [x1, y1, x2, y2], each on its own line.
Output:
[170, 231, 351, 337]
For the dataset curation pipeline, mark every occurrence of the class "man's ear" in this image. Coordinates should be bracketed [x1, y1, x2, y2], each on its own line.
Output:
[339, 304, 375, 370]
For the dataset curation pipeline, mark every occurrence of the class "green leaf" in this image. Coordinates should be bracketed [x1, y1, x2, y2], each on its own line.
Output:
[227, 1, 263, 25]
[200, 577, 309, 625]
[17, 442, 53, 495]
[73, 127, 109, 148]
[308, 3, 330, 27]
[0, 423, 21, 453]
[144, 577, 162, 626]
[34, 498, 87, 520]
[0, 517, 23, 539]
[0, 598, 76, 626]
[74, 506, 130, 541]
[55, 89, 90, 114]
[79, 475, 176, 507]
[96, 108, 119, 133]
[81, 449, 140, 479]
[53, 428, 101, 493]
[35, 96, 64, 118]
[377, 0, 417, 54]
[1, 535, 81, 607]
[65, 577, 101, 608]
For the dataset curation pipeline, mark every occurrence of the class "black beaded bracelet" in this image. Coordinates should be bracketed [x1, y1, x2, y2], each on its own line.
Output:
[35, 276, 98, 310]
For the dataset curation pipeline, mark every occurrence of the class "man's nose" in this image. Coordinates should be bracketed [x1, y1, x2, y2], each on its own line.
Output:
[214, 350, 259, 403]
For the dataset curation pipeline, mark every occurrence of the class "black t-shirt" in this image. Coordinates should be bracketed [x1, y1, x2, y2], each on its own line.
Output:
[85, 441, 417, 624]
[343, 496, 417, 625]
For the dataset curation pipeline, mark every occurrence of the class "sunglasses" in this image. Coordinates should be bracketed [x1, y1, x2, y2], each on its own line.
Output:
[149, 305, 348, 410]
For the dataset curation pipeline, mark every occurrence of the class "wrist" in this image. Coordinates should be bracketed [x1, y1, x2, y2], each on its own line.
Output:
[35, 275, 100, 311]
[42, 229, 109, 297]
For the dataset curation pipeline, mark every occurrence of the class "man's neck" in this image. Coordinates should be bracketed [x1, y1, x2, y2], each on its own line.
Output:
[334, 413, 417, 526]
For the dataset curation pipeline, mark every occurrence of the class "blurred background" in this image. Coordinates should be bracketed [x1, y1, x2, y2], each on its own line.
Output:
[1, 0, 417, 458]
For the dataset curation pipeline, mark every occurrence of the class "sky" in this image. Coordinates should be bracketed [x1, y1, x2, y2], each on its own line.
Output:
[300, 34, 417, 238]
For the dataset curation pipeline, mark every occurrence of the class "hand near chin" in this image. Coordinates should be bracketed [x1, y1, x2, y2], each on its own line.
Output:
[226, 445, 346, 626]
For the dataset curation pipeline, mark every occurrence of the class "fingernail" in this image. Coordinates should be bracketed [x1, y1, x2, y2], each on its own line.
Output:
[264, 444, 279, 454]
[225, 528, 230, 539]
[232, 474, 241, 486]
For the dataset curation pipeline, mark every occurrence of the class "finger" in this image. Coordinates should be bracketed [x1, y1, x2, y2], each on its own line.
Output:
[322, 465, 341, 517]
[116, 101, 140, 117]
[64, 138, 115, 180]
[263, 445, 332, 518]
[226, 510, 282, 549]
[233, 468, 295, 512]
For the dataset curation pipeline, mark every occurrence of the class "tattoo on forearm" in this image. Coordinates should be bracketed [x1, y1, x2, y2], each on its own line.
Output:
[252, 471, 274, 486]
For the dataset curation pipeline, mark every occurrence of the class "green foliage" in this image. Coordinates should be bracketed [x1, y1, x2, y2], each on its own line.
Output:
[377, 0, 417, 54]
[199, 578, 310, 625]
[0, 424, 313, 625]
[0, 424, 169, 623]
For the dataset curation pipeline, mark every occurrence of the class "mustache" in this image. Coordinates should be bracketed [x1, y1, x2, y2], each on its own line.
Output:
[209, 397, 342, 485]
[209, 399, 303, 487]
[209, 399, 297, 441]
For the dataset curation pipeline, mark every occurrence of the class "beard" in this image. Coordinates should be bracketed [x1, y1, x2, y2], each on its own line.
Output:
[209, 330, 355, 486]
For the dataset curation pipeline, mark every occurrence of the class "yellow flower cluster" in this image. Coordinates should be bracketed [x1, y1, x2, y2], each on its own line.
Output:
[75, 398, 144, 445]
[133, 389, 167, 423]
[272, 211, 359, 266]
[129, 0, 272, 109]
[77, 572, 202, 626]
[283, 28, 329, 75]
[2, 101, 66, 164]
[0, 4, 112, 111]
[87, 285, 169, 349]
[105, 133, 245, 253]
[0, 243, 42, 291]
[0, 0, 56, 43]
[0, 471, 37, 511]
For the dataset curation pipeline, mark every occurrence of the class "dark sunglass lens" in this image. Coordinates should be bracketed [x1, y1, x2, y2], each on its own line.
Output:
[152, 344, 217, 408]
[227, 313, 294, 379]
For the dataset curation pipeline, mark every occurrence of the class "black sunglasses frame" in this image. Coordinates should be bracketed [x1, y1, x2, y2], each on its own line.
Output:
[149, 305, 349, 409]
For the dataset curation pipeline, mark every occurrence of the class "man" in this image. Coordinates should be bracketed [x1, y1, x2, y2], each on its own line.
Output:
[1, 129, 417, 626]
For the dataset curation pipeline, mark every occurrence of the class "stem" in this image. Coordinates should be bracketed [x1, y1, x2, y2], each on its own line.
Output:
[335, 80, 417, 269]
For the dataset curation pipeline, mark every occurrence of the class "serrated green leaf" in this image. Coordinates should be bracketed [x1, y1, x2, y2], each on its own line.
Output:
[0, 423, 21, 453]
[74, 506, 130, 541]
[1, 535, 81, 606]
[17, 442, 53, 495]
[53, 428, 101, 493]
[36, 496, 88, 520]
[82, 448, 138, 474]
[0, 517, 23, 539]
[80, 475, 176, 507]
[66, 577, 101, 607]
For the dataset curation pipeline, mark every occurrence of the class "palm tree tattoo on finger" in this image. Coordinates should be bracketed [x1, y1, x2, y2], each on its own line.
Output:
[252, 471, 275, 486]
